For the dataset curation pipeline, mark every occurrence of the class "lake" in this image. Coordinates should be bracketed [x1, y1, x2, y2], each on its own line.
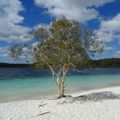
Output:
[0, 68, 120, 102]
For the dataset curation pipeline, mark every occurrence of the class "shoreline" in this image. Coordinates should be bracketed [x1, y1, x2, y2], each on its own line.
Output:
[1, 85, 120, 104]
[0, 86, 120, 120]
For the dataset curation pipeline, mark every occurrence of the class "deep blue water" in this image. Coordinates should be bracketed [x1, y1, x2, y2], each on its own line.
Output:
[0, 68, 120, 102]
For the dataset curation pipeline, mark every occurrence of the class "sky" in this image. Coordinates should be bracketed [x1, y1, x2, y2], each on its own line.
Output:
[0, 0, 120, 63]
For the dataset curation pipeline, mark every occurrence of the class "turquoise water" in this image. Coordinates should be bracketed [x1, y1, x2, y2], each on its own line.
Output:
[1, 71, 120, 102]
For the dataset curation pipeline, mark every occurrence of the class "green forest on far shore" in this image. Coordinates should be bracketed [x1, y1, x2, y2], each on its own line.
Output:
[0, 58, 120, 68]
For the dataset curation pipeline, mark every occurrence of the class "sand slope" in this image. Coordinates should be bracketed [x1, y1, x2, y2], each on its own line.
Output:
[0, 86, 120, 120]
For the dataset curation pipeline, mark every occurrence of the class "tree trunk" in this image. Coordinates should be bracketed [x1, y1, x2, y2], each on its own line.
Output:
[49, 65, 68, 99]
[58, 80, 65, 98]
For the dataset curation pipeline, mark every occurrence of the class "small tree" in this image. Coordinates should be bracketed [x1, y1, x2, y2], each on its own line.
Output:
[10, 18, 101, 98]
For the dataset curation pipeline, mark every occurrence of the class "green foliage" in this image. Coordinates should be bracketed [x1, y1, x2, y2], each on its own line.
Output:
[9, 18, 101, 69]
[34, 18, 97, 69]
[8, 18, 107, 97]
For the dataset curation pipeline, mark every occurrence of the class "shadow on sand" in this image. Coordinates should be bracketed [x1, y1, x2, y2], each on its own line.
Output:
[58, 91, 120, 104]
[74, 91, 120, 102]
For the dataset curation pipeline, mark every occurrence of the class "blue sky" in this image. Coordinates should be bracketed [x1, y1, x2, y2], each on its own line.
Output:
[0, 0, 120, 63]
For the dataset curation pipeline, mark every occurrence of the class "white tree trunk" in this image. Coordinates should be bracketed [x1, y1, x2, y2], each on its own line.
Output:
[49, 65, 68, 98]
[57, 79, 65, 98]
[57, 72, 66, 98]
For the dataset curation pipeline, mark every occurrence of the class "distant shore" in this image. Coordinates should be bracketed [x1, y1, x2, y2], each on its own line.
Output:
[1, 58, 120, 68]
[0, 86, 120, 120]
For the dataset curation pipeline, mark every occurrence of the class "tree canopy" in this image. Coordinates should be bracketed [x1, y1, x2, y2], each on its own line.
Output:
[9, 18, 102, 98]
[33, 18, 100, 68]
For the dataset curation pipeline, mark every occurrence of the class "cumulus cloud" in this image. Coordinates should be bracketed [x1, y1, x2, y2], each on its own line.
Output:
[114, 51, 120, 58]
[0, 0, 30, 42]
[96, 13, 120, 43]
[0, 46, 24, 63]
[104, 45, 114, 52]
[0, 47, 9, 57]
[34, 23, 50, 30]
[34, 0, 114, 22]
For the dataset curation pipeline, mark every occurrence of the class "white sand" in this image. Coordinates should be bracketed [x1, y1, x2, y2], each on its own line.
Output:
[0, 86, 120, 120]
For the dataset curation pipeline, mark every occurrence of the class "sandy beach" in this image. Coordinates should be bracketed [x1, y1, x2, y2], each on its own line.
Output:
[0, 86, 120, 120]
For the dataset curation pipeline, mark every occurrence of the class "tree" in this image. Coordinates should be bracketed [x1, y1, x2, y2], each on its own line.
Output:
[9, 18, 101, 98]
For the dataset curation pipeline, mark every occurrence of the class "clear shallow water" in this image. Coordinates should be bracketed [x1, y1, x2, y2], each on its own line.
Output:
[0, 68, 120, 102]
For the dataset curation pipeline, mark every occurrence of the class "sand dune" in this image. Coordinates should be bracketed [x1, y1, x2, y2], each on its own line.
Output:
[0, 86, 120, 120]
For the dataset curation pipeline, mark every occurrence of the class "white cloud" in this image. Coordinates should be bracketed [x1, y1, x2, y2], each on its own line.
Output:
[114, 51, 120, 58]
[0, 45, 34, 63]
[0, 46, 24, 63]
[104, 45, 114, 52]
[96, 14, 120, 42]
[34, 23, 50, 30]
[0, 0, 30, 42]
[34, 0, 114, 22]
[0, 47, 9, 57]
